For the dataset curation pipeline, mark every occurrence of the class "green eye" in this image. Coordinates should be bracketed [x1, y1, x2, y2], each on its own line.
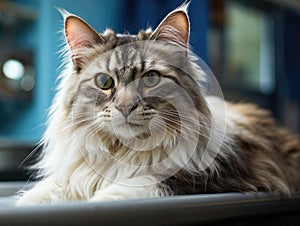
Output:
[141, 71, 160, 87]
[95, 73, 114, 90]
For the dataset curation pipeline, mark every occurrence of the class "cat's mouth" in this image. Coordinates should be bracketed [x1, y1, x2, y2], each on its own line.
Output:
[111, 120, 152, 140]
[118, 122, 144, 128]
[114, 114, 147, 128]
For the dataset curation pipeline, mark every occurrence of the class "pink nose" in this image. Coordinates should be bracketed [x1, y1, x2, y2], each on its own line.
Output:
[115, 103, 138, 118]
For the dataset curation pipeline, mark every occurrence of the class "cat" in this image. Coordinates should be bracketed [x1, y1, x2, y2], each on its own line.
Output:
[16, 3, 300, 206]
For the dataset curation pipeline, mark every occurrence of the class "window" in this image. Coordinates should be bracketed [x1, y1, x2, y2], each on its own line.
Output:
[224, 1, 275, 94]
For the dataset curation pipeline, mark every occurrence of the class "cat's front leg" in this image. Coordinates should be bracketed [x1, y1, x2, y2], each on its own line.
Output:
[15, 176, 65, 206]
[90, 176, 166, 202]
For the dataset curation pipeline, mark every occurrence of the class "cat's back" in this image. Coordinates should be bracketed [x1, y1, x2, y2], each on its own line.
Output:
[211, 96, 300, 191]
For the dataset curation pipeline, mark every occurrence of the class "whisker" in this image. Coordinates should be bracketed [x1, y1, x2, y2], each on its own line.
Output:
[155, 117, 229, 153]
[150, 118, 178, 138]
[158, 115, 207, 138]
[152, 116, 201, 146]
[156, 115, 229, 150]
[18, 142, 43, 168]
[158, 109, 209, 124]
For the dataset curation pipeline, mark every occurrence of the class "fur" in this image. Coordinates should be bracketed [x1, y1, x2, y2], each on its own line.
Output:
[16, 3, 300, 206]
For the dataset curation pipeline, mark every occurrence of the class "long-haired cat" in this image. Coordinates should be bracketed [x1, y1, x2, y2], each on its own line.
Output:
[16, 3, 300, 206]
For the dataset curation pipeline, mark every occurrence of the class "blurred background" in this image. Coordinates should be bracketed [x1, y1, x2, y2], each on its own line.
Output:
[0, 0, 299, 181]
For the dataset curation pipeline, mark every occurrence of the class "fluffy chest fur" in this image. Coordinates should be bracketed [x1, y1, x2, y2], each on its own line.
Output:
[16, 4, 300, 206]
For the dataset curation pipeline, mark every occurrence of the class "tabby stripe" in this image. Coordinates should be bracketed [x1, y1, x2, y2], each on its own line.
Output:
[127, 47, 135, 62]
[130, 67, 138, 81]
[105, 57, 111, 72]
[121, 48, 128, 65]
[140, 60, 145, 72]
[114, 50, 122, 66]
[78, 77, 95, 88]
[162, 75, 182, 87]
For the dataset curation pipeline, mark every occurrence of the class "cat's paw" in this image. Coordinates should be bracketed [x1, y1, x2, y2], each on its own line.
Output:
[89, 194, 125, 202]
[15, 177, 64, 207]
[15, 190, 53, 206]
[16, 189, 65, 206]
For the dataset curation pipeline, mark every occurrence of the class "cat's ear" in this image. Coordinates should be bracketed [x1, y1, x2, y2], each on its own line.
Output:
[150, 3, 190, 48]
[60, 9, 105, 70]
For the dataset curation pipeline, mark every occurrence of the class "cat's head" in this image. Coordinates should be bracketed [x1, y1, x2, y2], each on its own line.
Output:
[59, 4, 210, 152]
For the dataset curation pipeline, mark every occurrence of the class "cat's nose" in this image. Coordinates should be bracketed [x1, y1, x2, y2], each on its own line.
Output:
[115, 103, 138, 118]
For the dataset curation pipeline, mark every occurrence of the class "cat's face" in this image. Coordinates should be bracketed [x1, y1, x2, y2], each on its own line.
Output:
[73, 43, 193, 141]
[61, 6, 210, 151]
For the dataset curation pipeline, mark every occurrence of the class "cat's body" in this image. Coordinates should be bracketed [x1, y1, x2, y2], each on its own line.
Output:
[16, 4, 300, 206]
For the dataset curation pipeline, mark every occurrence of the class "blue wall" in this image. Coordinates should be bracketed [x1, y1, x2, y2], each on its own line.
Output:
[0, 0, 208, 142]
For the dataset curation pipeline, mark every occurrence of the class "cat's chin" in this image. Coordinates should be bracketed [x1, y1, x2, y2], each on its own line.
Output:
[112, 123, 151, 140]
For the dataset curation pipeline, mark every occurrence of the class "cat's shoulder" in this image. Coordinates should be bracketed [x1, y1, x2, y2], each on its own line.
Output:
[226, 100, 274, 124]
[206, 95, 275, 131]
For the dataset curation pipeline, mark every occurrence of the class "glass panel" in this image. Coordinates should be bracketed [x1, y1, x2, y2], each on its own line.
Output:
[224, 1, 275, 94]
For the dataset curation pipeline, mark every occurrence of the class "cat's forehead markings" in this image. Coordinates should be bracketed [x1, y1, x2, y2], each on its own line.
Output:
[112, 50, 122, 67]
[116, 65, 138, 85]
[115, 34, 137, 46]
[108, 44, 140, 71]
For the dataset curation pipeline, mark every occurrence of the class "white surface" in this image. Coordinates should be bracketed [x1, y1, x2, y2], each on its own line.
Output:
[0, 181, 33, 208]
[0, 181, 33, 196]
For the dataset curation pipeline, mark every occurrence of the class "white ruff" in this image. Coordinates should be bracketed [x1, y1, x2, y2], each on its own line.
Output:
[15, 61, 232, 206]
[16, 3, 235, 205]
[38, 111, 204, 200]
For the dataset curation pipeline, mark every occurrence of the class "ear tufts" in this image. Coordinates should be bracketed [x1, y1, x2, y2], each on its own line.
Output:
[175, 1, 190, 14]
[56, 7, 71, 20]
[150, 2, 190, 48]
[58, 9, 105, 70]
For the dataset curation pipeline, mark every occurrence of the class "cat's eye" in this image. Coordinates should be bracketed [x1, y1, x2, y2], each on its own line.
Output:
[95, 73, 115, 90]
[141, 71, 160, 87]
